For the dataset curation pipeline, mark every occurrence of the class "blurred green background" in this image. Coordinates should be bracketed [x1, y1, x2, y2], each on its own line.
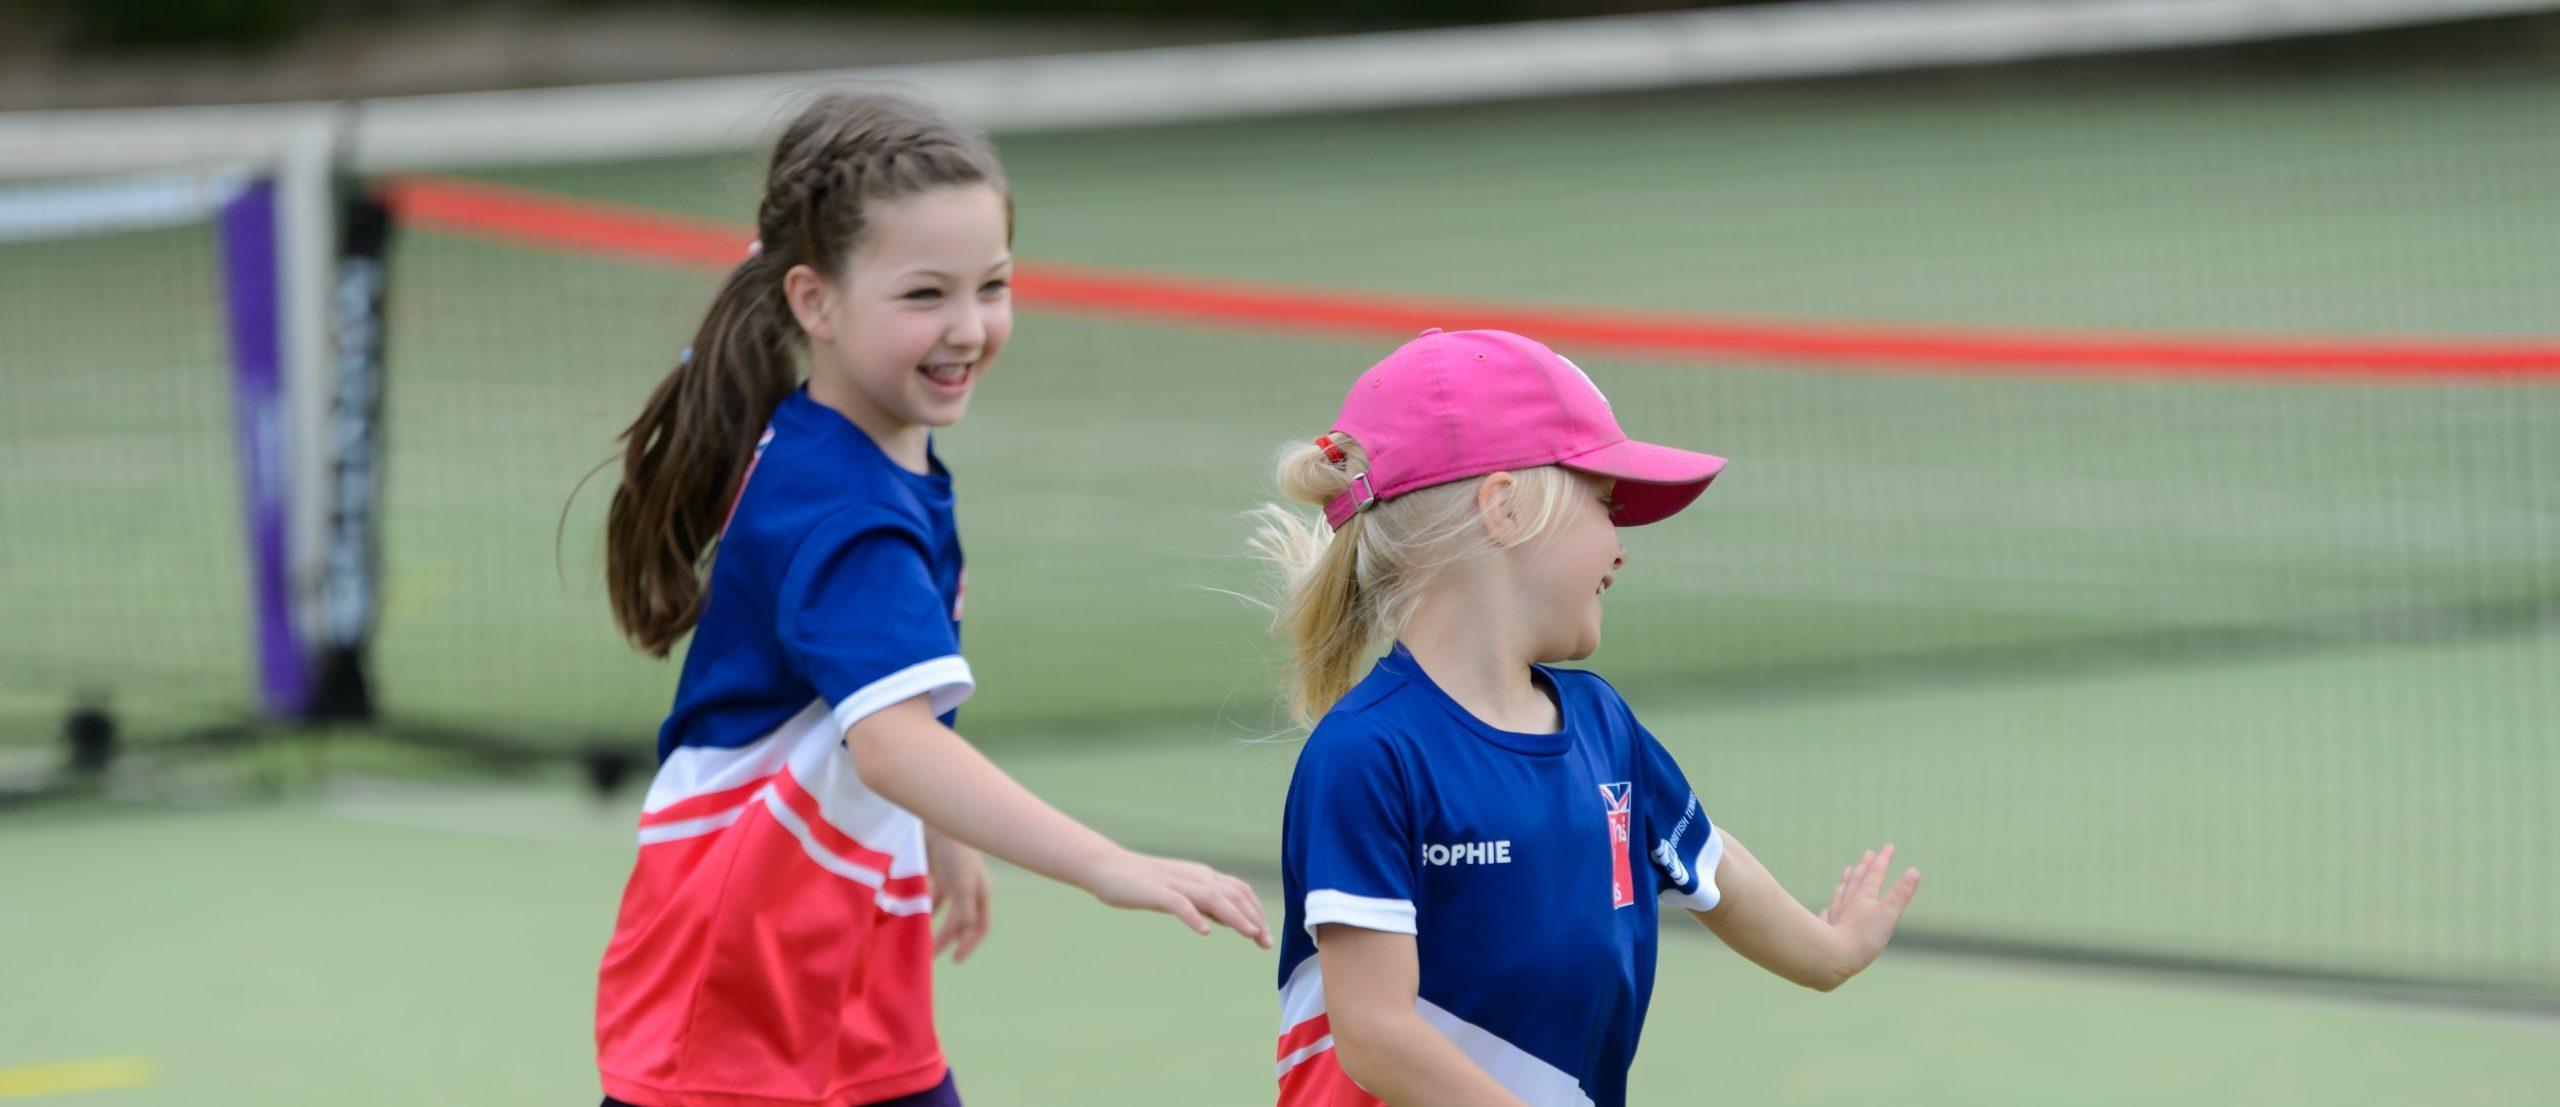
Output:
[4, 11, 2557, 1105]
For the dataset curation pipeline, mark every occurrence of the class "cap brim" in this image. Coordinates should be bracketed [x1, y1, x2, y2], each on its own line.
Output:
[1560, 438, 1726, 527]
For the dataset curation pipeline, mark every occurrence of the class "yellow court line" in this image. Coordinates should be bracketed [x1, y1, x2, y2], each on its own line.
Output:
[0, 1057, 154, 1101]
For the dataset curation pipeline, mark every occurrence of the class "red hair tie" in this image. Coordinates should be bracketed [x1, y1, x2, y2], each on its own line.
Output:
[1315, 434, 1347, 465]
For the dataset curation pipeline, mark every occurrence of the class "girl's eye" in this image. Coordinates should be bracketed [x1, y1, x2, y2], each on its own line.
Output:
[1601, 497, 1625, 514]
[979, 279, 1010, 295]
[903, 288, 943, 302]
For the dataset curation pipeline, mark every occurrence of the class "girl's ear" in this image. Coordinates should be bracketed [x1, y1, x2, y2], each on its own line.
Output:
[1475, 472, 1522, 545]
[784, 263, 836, 342]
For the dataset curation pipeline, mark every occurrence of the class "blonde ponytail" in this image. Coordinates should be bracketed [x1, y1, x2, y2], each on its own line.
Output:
[1247, 437, 1374, 728]
[1248, 432, 1593, 729]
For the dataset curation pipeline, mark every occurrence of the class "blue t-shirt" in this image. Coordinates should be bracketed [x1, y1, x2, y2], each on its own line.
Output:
[600, 389, 973, 1105]
[656, 388, 970, 762]
[1273, 645, 1724, 1107]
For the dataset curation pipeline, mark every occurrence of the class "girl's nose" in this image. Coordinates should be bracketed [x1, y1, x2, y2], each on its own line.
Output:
[945, 305, 986, 352]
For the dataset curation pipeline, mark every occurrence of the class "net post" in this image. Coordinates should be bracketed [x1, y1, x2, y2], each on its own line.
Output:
[214, 175, 314, 720]
[278, 116, 338, 721]
[310, 187, 392, 721]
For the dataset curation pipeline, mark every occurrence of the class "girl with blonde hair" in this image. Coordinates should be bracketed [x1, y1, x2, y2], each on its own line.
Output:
[1257, 328, 1919, 1106]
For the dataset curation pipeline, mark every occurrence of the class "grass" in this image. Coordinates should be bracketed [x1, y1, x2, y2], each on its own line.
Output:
[1, 791, 2554, 1106]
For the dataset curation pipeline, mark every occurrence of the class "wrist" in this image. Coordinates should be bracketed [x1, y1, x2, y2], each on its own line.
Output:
[1815, 926, 1863, 989]
[1055, 835, 1126, 891]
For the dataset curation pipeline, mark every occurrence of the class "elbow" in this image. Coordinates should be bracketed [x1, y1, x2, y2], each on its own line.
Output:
[1325, 1012, 1395, 1090]
[842, 723, 913, 807]
[1331, 1044, 1381, 1091]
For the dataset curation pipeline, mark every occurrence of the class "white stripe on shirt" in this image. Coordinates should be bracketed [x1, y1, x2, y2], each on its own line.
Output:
[1304, 889, 1418, 938]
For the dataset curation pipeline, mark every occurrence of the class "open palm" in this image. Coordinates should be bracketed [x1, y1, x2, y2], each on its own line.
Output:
[1819, 843, 1921, 971]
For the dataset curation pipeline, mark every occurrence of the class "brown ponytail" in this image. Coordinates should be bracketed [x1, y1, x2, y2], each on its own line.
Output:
[605, 90, 1009, 656]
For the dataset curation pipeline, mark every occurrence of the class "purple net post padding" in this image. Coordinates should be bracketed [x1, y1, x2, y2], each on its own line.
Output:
[216, 178, 313, 720]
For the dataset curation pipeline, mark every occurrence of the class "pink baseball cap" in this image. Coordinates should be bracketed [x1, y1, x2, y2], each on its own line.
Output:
[1323, 328, 1726, 530]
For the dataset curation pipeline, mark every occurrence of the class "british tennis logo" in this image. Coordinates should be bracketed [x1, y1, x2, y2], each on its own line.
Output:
[1600, 782, 1634, 909]
[1654, 791, 1700, 888]
[1652, 840, 1689, 887]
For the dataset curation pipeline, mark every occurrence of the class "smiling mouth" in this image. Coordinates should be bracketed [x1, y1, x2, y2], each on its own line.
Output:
[1597, 574, 1615, 596]
[920, 360, 975, 388]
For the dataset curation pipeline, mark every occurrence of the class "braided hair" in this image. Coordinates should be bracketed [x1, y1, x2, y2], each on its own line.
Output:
[605, 91, 1010, 656]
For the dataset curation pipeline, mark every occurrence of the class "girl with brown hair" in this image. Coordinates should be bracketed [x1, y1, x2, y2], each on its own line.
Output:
[592, 91, 1268, 1107]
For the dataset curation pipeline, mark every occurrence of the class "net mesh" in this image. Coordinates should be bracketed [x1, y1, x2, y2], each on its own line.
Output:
[9, 10, 2558, 995]
[0, 181, 258, 752]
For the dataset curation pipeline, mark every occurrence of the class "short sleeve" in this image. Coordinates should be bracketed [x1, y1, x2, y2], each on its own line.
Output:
[775, 512, 972, 736]
[1636, 723, 1725, 912]
[1283, 725, 1419, 940]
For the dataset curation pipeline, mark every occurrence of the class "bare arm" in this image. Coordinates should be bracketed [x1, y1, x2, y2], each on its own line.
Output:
[1693, 832, 1918, 992]
[846, 694, 1270, 948]
[1315, 925, 1532, 1107]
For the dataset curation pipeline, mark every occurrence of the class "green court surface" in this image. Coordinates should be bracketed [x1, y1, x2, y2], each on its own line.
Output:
[6, 44, 2559, 1098]
[2, 788, 2554, 1106]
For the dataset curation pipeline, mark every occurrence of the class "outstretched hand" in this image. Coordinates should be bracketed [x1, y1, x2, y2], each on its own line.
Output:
[1083, 850, 1273, 950]
[1819, 843, 1921, 972]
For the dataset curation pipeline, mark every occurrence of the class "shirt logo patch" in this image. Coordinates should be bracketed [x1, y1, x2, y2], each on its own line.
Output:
[1652, 839, 1690, 887]
[1600, 782, 1634, 909]
[1653, 792, 1700, 889]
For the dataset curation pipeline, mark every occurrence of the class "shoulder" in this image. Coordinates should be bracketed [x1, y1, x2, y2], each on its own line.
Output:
[1544, 664, 1632, 717]
[1289, 713, 1418, 827]
[1547, 665, 1654, 750]
[1300, 686, 1423, 778]
[731, 461, 932, 572]
[759, 457, 931, 533]
[1303, 709, 1398, 763]
[739, 414, 932, 534]
[1309, 657, 1444, 746]
[794, 500, 932, 559]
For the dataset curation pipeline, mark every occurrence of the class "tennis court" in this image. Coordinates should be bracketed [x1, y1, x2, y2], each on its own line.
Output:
[4, 5, 2558, 1103]
[4, 760, 2555, 1105]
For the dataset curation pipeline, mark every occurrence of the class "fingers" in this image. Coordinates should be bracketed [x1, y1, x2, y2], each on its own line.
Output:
[931, 868, 995, 963]
[1837, 849, 1876, 911]
[931, 877, 956, 954]
[1115, 856, 1271, 948]
[1861, 844, 1895, 898]
[934, 885, 972, 958]
[953, 882, 992, 964]
[1224, 873, 1272, 947]
[1161, 859, 1270, 948]
[1822, 845, 1911, 928]
[1162, 890, 1213, 936]
[1186, 877, 1274, 949]
[1884, 867, 1921, 915]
